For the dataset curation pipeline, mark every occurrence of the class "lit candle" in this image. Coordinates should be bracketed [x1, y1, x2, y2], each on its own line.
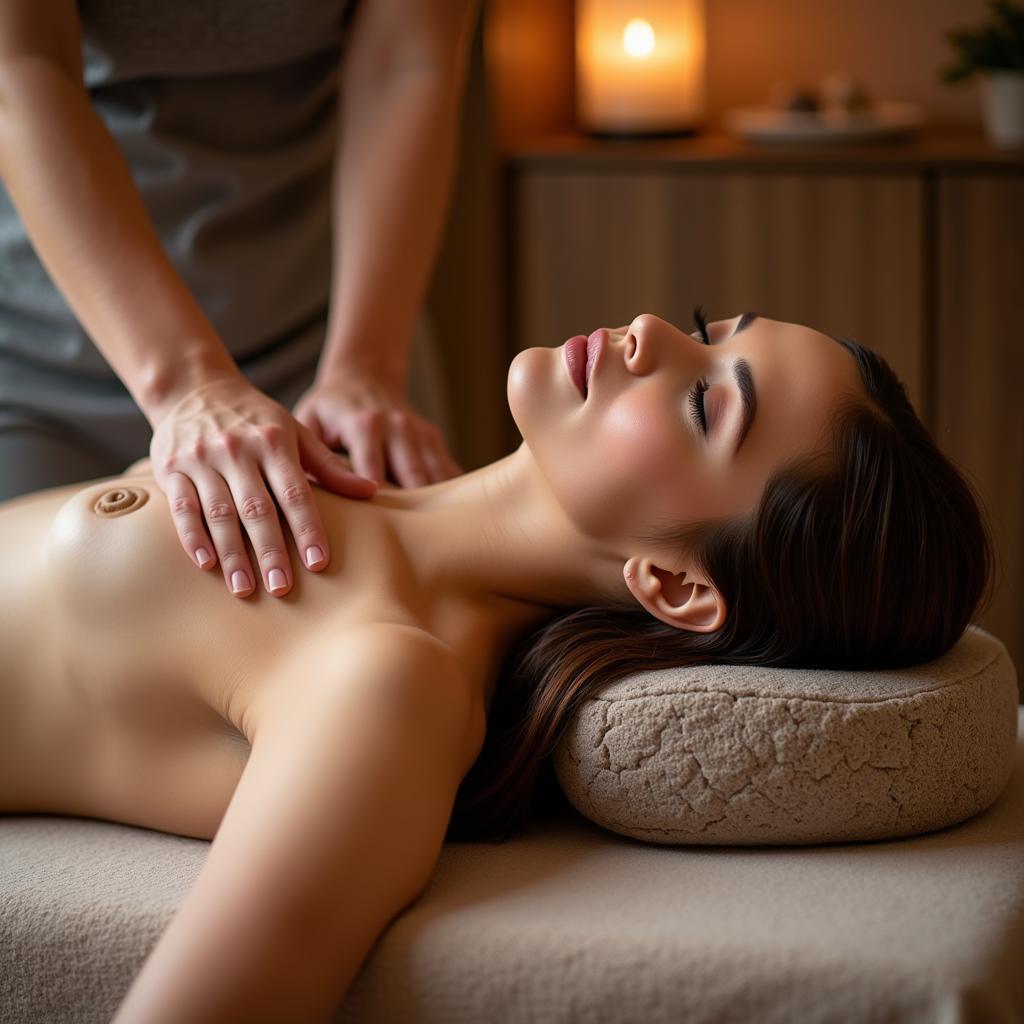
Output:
[575, 0, 706, 135]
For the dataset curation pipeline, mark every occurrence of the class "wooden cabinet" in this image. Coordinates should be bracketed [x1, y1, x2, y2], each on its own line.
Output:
[513, 170, 926, 413]
[504, 133, 1023, 687]
[935, 176, 1024, 684]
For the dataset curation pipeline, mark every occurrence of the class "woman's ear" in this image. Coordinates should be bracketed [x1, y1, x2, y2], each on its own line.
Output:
[622, 556, 726, 633]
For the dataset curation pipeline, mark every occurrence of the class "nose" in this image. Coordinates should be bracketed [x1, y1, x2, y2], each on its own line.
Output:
[621, 313, 672, 377]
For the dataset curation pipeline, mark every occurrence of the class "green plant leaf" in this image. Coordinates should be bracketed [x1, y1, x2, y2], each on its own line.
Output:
[938, 0, 1024, 81]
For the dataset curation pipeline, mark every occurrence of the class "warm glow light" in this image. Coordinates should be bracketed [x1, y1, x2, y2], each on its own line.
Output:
[622, 18, 655, 59]
[576, 0, 706, 134]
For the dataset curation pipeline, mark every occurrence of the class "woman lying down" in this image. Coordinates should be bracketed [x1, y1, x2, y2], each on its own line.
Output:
[0, 308, 992, 1023]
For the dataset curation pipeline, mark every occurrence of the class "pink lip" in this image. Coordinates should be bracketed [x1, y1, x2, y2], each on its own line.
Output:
[563, 334, 588, 399]
[564, 329, 607, 400]
[584, 329, 605, 396]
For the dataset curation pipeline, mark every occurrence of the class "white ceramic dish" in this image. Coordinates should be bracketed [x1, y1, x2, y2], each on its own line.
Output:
[722, 102, 924, 143]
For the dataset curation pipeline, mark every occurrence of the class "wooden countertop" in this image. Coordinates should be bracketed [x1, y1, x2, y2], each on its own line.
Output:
[505, 126, 1024, 174]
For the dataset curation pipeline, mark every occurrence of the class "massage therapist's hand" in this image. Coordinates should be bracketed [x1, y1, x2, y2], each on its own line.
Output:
[149, 371, 378, 598]
[293, 367, 462, 488]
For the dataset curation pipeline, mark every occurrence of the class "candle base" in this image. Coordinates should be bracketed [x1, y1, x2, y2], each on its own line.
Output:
[583, 125, 701, 140]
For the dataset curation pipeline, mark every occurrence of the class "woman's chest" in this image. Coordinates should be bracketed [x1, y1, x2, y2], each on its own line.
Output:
[43, 478, 332, 701]
[7, 476, 495, 839]
[0, 480, 247, 833]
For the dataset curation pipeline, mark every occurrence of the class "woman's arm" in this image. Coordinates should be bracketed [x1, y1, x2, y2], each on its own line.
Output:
[111, 624, 483, 1024]
[0, 0, 237, 422]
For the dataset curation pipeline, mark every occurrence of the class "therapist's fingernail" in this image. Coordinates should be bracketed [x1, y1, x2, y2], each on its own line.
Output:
[268, 568, 287, 592]
[231, 570, 250, 594]
[305, 545, 324, 568]
[196, 547, 213, 567]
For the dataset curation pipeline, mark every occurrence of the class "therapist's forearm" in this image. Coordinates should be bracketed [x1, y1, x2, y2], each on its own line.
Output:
[319, 67, 468, 387]
[0, 59, 239, 425]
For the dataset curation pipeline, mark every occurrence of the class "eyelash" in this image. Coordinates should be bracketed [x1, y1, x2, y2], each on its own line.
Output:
[689, 304, 712, 434]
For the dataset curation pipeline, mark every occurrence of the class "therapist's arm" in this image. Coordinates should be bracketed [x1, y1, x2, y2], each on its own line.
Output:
[293, 0, 479, 487]
[0, 0, 377, 598]
[0, 10, 238, 419]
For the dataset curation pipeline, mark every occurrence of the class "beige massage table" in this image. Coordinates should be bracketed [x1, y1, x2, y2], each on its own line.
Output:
[2, 707, 1022, 1023]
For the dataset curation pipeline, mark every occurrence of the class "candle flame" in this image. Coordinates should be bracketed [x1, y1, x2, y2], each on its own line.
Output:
[622, 18, 655, 59]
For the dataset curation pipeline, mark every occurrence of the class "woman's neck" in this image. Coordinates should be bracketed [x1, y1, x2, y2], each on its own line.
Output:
[360, 445, 624, 635]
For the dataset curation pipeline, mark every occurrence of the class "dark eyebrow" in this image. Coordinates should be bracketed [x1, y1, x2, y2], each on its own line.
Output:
[732, 358, 756, 455]
[721, 312, 758, 454]
[733, 310, 758, 335]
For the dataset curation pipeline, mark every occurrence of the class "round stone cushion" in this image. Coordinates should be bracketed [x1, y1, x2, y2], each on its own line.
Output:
[552, 626, 1019, 846]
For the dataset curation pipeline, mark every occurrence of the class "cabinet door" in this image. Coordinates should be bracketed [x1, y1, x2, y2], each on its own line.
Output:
[512, 170, 924, 412]
[937, 176, 1024, 690]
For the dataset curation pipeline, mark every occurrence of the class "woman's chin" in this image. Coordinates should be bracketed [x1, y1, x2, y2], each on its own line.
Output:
[507, 347, 560, 438]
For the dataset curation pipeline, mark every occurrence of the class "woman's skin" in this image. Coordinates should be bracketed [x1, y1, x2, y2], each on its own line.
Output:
[0, 311, 866, 1020]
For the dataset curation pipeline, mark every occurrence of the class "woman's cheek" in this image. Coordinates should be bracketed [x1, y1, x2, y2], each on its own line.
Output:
[550, 399, 676, 538]
[576, 391, 686, 526]
[601, 390, 681, 482]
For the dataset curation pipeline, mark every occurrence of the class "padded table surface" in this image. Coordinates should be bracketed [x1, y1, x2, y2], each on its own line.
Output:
[3, 708, 1023, 1024]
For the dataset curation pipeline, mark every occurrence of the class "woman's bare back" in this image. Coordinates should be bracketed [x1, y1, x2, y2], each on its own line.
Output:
[0, 471, 491, 840]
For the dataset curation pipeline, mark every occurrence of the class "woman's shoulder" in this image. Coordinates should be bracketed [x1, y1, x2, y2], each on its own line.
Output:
[240, 619, 479, 743]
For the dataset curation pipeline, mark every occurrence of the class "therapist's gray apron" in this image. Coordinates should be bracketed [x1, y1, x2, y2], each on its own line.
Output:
[0, 0, 448, 501]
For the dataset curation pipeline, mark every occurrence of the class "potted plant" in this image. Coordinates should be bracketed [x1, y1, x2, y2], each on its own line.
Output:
[940, 0, 1024, 147]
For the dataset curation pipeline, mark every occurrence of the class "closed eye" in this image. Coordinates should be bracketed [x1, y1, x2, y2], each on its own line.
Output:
[687, 305, 714, 435]
[688, 307, 759, 452]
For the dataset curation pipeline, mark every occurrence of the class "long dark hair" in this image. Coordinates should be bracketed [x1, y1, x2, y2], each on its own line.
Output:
[445, 332, 996, 843]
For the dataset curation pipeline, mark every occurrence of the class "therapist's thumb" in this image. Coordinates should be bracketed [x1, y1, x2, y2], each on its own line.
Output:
[295, 420, 378, 498]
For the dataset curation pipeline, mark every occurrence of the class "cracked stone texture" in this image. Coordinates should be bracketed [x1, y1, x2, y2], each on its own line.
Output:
[553, 626, 1019, 846]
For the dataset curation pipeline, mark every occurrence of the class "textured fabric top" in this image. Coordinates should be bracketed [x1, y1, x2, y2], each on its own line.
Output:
[553, 625, 1020, 847]
[0, 0, 358, 385]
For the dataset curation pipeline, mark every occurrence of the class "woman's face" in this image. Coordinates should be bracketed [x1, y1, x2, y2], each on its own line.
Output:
[507, 312, 867, 545]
